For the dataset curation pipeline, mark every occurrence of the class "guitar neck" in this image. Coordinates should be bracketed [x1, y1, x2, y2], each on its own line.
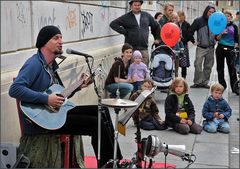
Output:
[61, 79, 83, 98]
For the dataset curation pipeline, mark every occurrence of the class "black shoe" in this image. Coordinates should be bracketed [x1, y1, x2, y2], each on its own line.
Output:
[200, 84, 210, 89]
[190, 84, 201, 88]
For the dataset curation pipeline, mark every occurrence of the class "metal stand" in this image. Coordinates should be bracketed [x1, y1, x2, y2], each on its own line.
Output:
[84, 56, 102, 167]
[101, 98, 138, 168]
[113, 108, 121, 168]
[135, 111, 142, 168]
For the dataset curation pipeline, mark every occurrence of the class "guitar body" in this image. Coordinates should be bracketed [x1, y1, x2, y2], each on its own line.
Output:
[20, 84, 75, 130]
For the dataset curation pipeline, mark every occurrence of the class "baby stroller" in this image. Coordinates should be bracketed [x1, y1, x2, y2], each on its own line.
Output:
[150, 45, 175, 92]
[232, 47, 239, 95]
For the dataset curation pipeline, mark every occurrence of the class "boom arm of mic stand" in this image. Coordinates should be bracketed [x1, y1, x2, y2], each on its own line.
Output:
[84, 56, 102, 168]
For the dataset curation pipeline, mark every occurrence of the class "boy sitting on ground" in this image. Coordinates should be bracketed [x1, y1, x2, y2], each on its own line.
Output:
[202, 83, 232, 133]
[130, 79, 166, 130]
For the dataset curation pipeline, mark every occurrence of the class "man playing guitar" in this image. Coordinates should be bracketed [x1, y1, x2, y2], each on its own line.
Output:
[9, 25, 122, 167]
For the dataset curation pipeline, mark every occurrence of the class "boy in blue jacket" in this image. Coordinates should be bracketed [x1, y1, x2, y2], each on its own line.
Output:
[202, 83, 232, 133]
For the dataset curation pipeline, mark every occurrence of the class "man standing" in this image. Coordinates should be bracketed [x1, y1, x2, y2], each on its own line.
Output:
[110, 0, 160, 66]
[189, 5, 216, 89]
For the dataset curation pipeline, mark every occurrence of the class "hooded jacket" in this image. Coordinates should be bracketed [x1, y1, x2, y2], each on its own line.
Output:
[164, 93, 195, 127]
[188, 5, 216, 48]
[9, 51, 62, 135]
[202, 96, 232, 121]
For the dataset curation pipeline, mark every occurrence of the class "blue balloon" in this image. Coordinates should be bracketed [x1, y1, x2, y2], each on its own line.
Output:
[208, 12, 227, 35]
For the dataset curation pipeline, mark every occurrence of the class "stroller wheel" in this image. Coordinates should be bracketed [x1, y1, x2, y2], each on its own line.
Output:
[233, 80, 239, 95]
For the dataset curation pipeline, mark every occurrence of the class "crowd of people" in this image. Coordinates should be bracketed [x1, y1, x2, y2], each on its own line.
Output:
[8, 0, 238, 167]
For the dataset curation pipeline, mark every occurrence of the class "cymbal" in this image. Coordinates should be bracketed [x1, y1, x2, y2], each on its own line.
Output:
[101, 98, 138, 108]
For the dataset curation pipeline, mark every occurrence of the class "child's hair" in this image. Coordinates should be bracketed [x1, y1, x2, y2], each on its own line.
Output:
[177, 10, 185, 18]
[170, 77, 188, 93]
[142, 79, 154, 88]
[210, 83, 225, 93]
[170, 12, 179, 23]
[224, 10, 233, 18]
[122, 43, 133, 53]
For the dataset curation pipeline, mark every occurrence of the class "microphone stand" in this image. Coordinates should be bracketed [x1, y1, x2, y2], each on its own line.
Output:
[163, 145, 169, 169]
[135, 110, 142, 168]
[84, 56, 102, 168]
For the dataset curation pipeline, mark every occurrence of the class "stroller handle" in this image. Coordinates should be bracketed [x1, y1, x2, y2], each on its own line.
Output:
[151, 44, 174, 51]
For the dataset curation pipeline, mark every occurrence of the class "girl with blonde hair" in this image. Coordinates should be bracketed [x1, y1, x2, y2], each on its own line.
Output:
[165, 77, 202, 134]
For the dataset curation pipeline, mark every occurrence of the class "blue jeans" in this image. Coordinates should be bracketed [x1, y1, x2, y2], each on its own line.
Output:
[105, 83, 133, 99]
[203, 118, 230, 133]
[132, 81, 143, 92]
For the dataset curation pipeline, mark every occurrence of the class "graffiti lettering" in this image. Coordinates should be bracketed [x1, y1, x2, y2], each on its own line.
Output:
[66, 7, 77, 29]
[100, 1, 108, 21]
[38, 8, 56, 28]
[81, 10, 93, 37]
[16, 2, 29, 24]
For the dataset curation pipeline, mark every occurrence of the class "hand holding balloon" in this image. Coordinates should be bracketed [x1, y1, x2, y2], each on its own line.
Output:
[208, 12, 227, 35]
[222, 29, 228, 34]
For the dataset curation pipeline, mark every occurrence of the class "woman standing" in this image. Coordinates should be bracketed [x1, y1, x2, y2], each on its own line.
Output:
[215, 11, 238, 94]
[177, 11, 195, 79]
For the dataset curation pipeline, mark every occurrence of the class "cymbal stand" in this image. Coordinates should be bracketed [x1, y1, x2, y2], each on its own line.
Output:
[113, 107, 121, 168]
[84, 56, 102, 168]
[112, 65, 121, 168]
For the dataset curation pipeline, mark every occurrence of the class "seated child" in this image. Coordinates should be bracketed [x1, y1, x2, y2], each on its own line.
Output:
[128, 50, 150, 92]
[202, 83, 232, 133]
[130, 79, 166, 130]
[165, 77, 202, 135]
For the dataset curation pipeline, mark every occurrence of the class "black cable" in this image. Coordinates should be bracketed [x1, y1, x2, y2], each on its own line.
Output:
[184, 154, 196, 169]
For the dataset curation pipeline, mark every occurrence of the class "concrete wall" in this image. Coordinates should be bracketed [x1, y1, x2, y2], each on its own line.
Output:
[1, 0, 211, 145]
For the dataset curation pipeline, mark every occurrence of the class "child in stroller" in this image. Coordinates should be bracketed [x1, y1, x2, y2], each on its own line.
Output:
[150, 45, 175, 91]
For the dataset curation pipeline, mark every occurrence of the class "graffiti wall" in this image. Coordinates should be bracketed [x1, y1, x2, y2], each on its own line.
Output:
[1, 1, 32, 52]
[32, 1, 80, 43]
[80, 4, 124, 39]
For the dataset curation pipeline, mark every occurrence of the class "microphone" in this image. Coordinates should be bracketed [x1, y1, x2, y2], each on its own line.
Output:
[66, 48, 93, 58]
[145, 135, 193, 162]
[160, 143, 186, 157]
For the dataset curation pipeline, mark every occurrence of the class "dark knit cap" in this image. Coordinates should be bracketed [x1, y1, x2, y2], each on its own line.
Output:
[36, 25, 61, 49]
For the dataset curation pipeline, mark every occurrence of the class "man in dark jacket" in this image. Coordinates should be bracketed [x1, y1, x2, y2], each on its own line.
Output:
[110, 0, 160, 66]
[189, 5, 216, 89]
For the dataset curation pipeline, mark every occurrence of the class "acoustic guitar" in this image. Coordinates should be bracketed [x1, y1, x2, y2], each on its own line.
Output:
[20, 73, 92, 130]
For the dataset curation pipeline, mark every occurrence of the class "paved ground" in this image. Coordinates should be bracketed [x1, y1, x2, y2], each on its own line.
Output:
[82, 45, 239, 168]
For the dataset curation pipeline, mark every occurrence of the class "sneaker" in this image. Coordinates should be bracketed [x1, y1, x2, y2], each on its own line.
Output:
[200, 84, 210, 89]
[190, 84, 201, 88]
